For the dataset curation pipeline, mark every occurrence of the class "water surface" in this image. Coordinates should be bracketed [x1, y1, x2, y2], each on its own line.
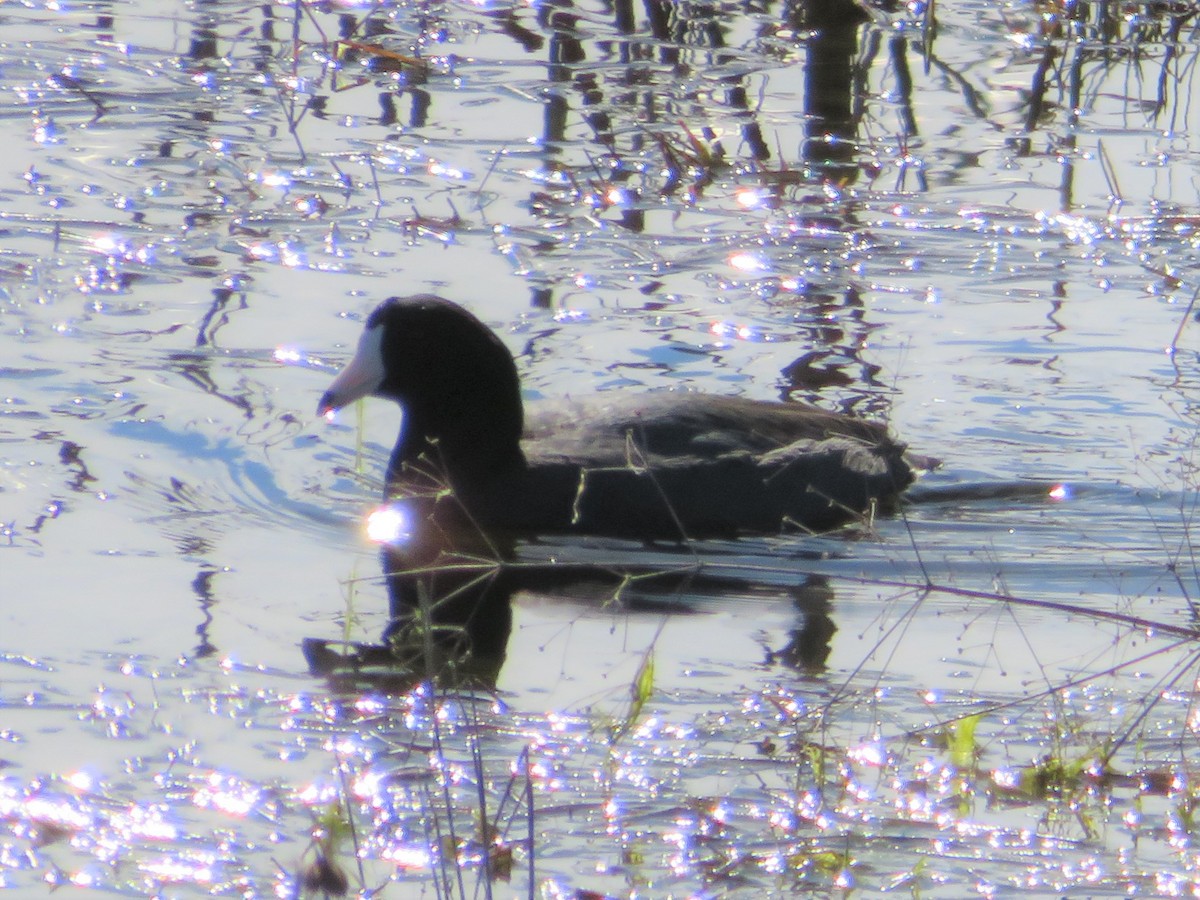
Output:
[4, 0, 1200, 895]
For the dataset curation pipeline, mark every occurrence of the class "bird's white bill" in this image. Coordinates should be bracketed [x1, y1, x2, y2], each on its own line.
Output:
[320, 324, 385, 416]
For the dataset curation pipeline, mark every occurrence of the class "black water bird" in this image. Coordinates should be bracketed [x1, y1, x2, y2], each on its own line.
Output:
[317, 295, 930, 658]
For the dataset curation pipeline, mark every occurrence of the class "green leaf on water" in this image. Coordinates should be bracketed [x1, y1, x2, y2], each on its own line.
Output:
[948, 713, 981, 769]
[609, 648, 655, 743]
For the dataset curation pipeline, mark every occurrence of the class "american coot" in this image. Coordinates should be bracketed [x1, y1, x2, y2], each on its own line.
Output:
[318, 295, 930, 657]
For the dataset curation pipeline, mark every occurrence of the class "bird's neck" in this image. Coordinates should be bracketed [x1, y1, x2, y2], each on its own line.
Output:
[387, 424, 526, 496]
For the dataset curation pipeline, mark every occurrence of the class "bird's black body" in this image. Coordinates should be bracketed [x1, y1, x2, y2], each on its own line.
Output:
[319, 295, 929, 659]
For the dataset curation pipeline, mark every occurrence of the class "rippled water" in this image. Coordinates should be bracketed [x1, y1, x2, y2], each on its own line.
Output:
[5, 0, 1200, 895]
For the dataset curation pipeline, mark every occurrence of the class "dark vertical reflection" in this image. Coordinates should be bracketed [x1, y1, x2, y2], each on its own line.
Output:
[188, 23, 220, 62]
[81, 0, 115, 40]
[541, 0, 585, 146]
[645, 0, 679, 66]
[191, 569, 219, 659]
[888, 32, 919, 141]
[767, 576, 837, 672]
[792, 0, 869, 182]
[1058, 40, 1085, 211]
[181, 5, 222, 127]
[195, 286, 249, 350]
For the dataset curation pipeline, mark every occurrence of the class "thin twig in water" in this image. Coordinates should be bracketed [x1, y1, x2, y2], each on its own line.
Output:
[466, 718, 494, 899]
[897, 502, 932, 588]
[524, 747, 535, 900]
[475, 147, 505, 211]
[854, 574, 1200, 640]
[909, 634, 1197, 746]
[1138, 474, 1200, 619]
[922, 0, 937, 74]
[618, 430, 701, 556]
[428, 682, 470, 900]
[1102, 643, 1200, 765]
[50, 72, 108, 117]
[1097, 138, 1123, 203]
[333, 749, 367, 890]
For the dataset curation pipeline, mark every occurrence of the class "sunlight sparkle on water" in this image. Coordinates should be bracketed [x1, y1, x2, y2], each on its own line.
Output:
[519, 166, 571, 186]
[114, 805, 179, 841]
[735, 187, 767, 208]
[255, 170, 292, 189]
[354, 695, 387, 715]
[17, 794, 91, 832]
[429, 161, 465, 180]
[327, 736, 361, 757]
[248, 239, 308, 267]
[366, 504, 412, 545]
[710, 320, 763, 341]
[1048, 483, 1071, 501]
[192, 773, 259, 817]
[298, 782, 341, 806]
[606, 186, 629, 205]
[991, 768, 1020, 790]
[33, 120, 60, 144]
[383, 844, 432, 870]
[294, 195, 326, 217]
[88, 233, 154, 264]
[848, 741, 886, 767]
[729, 251, 767, 273]
[140, 857, 214, 885]
[280, 245, 306, 268]
[64, 770, 95, 792]
[353, 770, 386, 799]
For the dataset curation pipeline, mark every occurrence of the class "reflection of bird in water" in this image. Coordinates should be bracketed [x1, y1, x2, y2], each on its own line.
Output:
[765, 576, 838, 673]
[314, 295, 931, 668]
